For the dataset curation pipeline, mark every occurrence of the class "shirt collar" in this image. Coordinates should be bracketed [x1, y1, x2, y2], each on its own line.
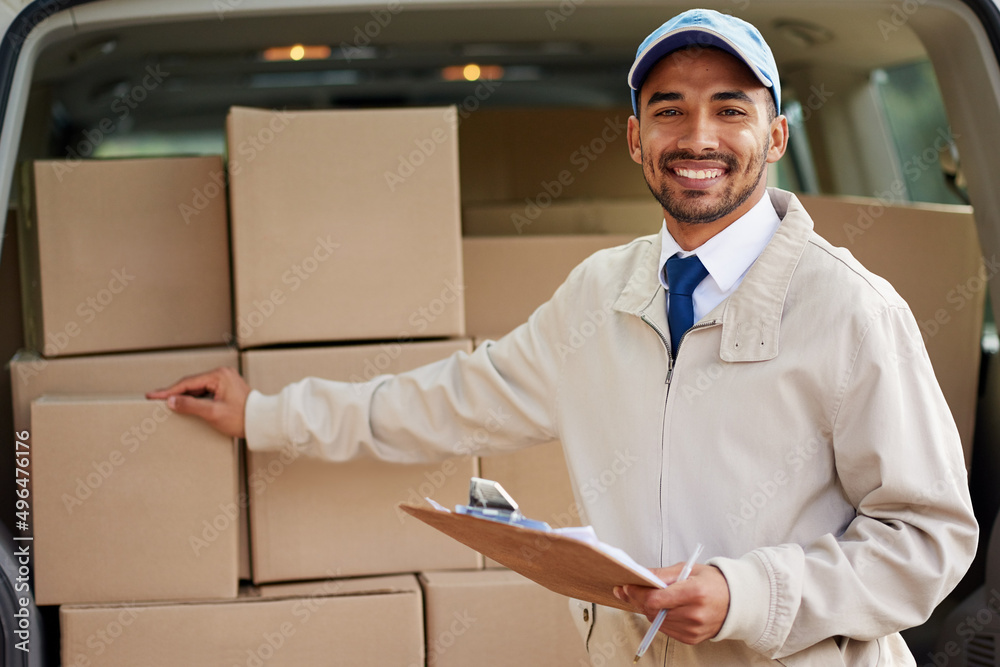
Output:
[658, 191, 782, 292]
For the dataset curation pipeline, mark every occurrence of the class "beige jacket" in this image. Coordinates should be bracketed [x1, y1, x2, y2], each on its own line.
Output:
[246, 189, 978, 666]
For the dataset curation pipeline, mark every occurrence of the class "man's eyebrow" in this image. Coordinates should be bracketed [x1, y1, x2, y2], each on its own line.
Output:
[646, 91, 682, 107]
[712, 90, 755, 104]
[645, 90, 757, 107]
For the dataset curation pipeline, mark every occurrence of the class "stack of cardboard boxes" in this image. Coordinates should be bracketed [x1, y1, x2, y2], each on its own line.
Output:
[14, 105, 637, 666]
[15, 156, 243, 612]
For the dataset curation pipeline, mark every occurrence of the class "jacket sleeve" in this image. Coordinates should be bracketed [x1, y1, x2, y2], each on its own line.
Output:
[243, 262, 587, 463]
[708, 304, 979, 658]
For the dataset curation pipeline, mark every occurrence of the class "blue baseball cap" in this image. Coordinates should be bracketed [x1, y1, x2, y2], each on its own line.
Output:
[628, 9, 781, 116]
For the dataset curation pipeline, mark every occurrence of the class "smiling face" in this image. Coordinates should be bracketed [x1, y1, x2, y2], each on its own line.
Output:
[627, 47, 788, 249]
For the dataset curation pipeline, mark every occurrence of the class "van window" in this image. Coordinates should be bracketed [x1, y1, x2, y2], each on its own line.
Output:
[769, 98, 821, 194]
[872, 59, 967, 205]
[92, 131, 224, 158]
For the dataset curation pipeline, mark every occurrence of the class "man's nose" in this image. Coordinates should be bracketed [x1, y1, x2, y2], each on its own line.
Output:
[676, 112, 720, 153]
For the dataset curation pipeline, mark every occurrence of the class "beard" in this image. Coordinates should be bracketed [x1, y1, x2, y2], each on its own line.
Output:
[642, 144, 769, 225]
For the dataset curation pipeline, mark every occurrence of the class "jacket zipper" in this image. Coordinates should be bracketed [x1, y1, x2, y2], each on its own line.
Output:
[640, 311, 672, 586]
[640, 315, 718, 395]
[638, 314, 717, 665]
[679, 320, 718, 352]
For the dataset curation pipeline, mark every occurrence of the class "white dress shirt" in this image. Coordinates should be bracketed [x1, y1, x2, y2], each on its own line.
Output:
[658, 191, 782, 322]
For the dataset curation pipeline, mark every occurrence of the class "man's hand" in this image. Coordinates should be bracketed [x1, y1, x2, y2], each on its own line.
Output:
[146, 367, 250, 439]
[614, 563, 730, 645]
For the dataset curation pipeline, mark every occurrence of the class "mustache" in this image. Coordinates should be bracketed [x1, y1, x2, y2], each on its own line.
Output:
[656, 151, 740, 173]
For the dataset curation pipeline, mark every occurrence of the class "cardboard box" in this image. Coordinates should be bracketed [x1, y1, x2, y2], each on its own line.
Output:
[463, 235, 636, 338]
[243, 339, 481, 583]
[463, 198, 662, 237]
[8, 347, 251, 579]
[227, 106, 464, 348]
[60, 575, 424, 667]
[9, 347, 237, 439]
[32, 396, 239, 605]
[17, 157, 232, 357]
[459, 107, 645, 205]
[803, 195, 983, 465]
[420, 569, 589, 666]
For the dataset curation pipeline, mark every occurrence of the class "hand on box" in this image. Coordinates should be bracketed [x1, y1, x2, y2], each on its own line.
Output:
[613, 563, 730, 645]
[146, 367, 249, 438]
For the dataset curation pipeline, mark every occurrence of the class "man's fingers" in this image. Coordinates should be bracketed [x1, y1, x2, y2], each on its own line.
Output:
[167, 395, 217, 421]
[148, 367, 250, 438]
[620, 582, 682, 616]
[639, 579, 692, 609]
[615, 564, 688, 612]
[617, 565, 730, 644]
[634, 568, 718, 610]
[649, 562, 686, 585]
[146, 371, 220, 400]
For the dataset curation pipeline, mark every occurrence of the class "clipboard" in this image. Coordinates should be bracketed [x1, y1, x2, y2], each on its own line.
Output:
[400, 501, 664, 612]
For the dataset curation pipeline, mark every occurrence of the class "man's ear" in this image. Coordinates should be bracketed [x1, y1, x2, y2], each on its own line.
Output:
[627, 115, 643, 166]
[766, 115, 789, 164]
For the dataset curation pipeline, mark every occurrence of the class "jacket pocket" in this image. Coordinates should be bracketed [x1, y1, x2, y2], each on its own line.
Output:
[569, 597, 596, 652]
[776, 637, 849, 667]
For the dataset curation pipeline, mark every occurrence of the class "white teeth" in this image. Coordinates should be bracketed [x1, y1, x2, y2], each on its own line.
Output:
[675, 168, 723, 180]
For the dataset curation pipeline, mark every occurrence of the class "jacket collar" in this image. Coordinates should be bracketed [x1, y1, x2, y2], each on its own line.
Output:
[613, 188, 814, 362]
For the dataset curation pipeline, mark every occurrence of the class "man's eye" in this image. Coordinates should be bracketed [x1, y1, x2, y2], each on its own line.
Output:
[720, 108, 746, 116]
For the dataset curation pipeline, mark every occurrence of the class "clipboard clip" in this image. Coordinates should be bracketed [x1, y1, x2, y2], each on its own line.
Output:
[455, 477, 551, 531]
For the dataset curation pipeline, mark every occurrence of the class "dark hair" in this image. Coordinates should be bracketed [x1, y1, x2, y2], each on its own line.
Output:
[764, 91, 778, 121]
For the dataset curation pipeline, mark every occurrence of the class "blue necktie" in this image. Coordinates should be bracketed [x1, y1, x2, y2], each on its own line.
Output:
[666, 254, 708, 355]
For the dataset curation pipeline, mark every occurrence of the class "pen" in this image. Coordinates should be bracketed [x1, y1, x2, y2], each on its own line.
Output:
[632, 542, 704, 664]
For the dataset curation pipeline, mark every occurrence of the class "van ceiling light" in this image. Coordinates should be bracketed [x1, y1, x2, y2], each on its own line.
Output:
[261, 45, 332, 62]
[442, 64, 504, 82]
[774, 20, 834, 48]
